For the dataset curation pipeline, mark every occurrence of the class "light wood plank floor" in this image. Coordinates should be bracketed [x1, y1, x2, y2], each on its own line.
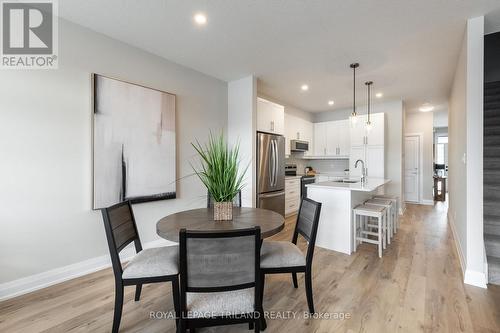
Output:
[1, 203, 500, 332]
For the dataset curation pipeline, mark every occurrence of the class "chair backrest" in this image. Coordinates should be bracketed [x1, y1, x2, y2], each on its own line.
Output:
[292, 198, 322, 265]
[101, 201, 142, 278]
[206, 190, 242, 208]
[179, 227, 260, 294]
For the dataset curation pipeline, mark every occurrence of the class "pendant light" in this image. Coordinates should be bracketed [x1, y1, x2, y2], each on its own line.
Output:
[365, 81, 373, 131]
[349, 63, 359, 125]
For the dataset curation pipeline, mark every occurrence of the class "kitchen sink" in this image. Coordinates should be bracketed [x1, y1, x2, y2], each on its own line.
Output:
[333, 179, 360, 184]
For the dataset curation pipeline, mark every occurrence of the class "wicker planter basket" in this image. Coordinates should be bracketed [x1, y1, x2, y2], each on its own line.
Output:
[214, 201, 233, 221]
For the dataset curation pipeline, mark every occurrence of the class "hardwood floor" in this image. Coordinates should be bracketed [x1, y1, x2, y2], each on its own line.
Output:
[1, 203, 500, 332]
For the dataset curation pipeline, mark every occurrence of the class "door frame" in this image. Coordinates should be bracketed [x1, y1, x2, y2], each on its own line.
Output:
[404, 133, 424, 204]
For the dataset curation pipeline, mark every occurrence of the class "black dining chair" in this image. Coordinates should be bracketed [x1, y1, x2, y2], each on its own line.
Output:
[206, 190, 242, 208]
[260, 198, 322, 313]
[178, 227, 262, 332]
[101, 201, 180, 333]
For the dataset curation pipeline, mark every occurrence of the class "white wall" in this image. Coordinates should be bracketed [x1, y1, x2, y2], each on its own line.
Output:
[311, 100, 404, 205]
[448, 16, 486, 288]
[228, 76, 257, 207]
[433, 109, 449, 128]
[0, 19, 227, 289]
[405, 111, 434, 203]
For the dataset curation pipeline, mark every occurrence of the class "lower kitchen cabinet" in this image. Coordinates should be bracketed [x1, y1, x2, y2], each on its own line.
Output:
[285, 177, 301, 216]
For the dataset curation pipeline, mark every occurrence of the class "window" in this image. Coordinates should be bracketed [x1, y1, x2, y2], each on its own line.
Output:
[436, 144, 445, 164]
[437, 136, 448, 144]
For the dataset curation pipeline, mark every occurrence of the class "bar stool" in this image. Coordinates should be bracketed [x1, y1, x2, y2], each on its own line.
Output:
[365, 198, 394, 245]
[353, 204, 387, 258]
[373, 195, 399, 231]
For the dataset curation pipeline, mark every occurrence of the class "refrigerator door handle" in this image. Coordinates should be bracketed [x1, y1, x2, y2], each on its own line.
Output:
[259, 191, 285, 198]
[273, 139, 278, 187]
[268, 140, 274, 187]
[271, 139, 276, 187]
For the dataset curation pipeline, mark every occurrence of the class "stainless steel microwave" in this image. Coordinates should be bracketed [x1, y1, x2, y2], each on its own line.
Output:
[290, 140, 309, 152]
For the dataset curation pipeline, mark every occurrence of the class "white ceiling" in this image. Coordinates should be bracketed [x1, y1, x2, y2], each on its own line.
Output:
[59, 0, 500, 113]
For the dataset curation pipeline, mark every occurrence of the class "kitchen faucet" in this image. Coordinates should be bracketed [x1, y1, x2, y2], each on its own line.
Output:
[355, 159, 367, 184]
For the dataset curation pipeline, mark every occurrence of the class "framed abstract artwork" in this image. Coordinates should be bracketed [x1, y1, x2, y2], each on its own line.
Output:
[92, 74, 176, 209]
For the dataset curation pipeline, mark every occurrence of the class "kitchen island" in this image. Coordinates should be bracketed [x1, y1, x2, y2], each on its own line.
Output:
[306, 178, 390, 255]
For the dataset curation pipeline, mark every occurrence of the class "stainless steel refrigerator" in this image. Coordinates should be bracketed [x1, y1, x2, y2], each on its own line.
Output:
[256, 132, 285, 216]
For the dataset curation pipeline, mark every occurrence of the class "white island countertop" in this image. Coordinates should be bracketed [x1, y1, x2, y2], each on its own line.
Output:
[306, 177, 390, 192]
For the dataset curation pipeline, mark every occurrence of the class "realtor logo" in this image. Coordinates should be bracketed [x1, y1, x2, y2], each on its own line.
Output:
[1, 0, 58, 69]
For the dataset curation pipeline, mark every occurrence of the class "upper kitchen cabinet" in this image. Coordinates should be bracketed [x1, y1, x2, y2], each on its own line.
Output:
[366, 112, 385, 146]
[314, 120, 350, 157]
[257, 97, 285, 135]
[284, 112, 313, 156]
[349, 112, 385, 178]
[350, 113, 385, 146]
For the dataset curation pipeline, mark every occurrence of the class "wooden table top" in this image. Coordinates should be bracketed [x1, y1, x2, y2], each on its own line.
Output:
[156, 207, 285, 242]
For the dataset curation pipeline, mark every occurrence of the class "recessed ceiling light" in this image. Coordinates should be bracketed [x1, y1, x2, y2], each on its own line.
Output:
[194, 13, 207, 25]
[301, 84, 309, 91]
[419, 103, 435, 112]
[328, 100, 334, 106]
[375, 93, 383, 98]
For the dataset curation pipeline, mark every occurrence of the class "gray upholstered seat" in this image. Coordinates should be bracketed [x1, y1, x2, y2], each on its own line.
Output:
[122, 246, 179, 279]
[186, 288, 254, 318]
[260, 241, 306, 268]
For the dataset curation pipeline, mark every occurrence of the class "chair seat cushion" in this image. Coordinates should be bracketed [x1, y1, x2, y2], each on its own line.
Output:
[186, 288, 254, 318]
[122, 246, 178, 279]
[260, 241, 306, 269]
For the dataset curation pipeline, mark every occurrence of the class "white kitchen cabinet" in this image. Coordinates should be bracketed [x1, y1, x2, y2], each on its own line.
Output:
[314, 120, 350, 157]
[337, 120, 350, 155]
[300, 120, 314, 157]
[285, 177, 301, 216]
[314, 122, 327, 156]
[257, 97, 285, 135]
[350, 114, 367, 146]
[284, 112, 314, 156]
[349, 112, 385, 178]
[366, 145, 385, 177]
[366, 113, 385, 145]
[349, 146, 365, 177]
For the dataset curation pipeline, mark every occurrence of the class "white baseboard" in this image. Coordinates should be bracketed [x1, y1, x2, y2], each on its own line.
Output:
[448, 213, 487, 289]
[0, 238, 173, 301]
[464, 269, 488, 289]
[448, 213, 466, 277]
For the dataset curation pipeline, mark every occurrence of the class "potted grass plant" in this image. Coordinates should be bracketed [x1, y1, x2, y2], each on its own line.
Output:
[191, 132, 247, 221]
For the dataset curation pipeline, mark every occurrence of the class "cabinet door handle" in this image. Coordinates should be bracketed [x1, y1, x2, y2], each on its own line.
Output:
[297, 132, 300, 140]
[324, 148, 326, 155]
[271, 121, 274, 131]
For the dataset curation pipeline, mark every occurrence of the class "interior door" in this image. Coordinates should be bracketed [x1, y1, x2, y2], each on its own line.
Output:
[404, 135, 420, 202]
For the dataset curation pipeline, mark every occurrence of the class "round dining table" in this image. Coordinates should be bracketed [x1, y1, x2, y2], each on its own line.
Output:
[156, 207, 285, 242]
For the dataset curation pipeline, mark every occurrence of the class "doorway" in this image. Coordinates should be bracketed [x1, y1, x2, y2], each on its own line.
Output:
[405, 134, 422, 203]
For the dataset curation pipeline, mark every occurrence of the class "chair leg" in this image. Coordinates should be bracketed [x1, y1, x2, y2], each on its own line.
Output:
[249, 322, 254, 329]
[254, 319, 260, 332]
[260, 274, 265, 307]
[292, 272, 298, 288]
[178, 319, 187, 333]
[305, 269, 314, 314]
[134, 284, 142, 301]
[171, 277, 180, 328]
[112, 282, 124, 333]
[378, 217, 383, 258]
[259, 273, 267, 331]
